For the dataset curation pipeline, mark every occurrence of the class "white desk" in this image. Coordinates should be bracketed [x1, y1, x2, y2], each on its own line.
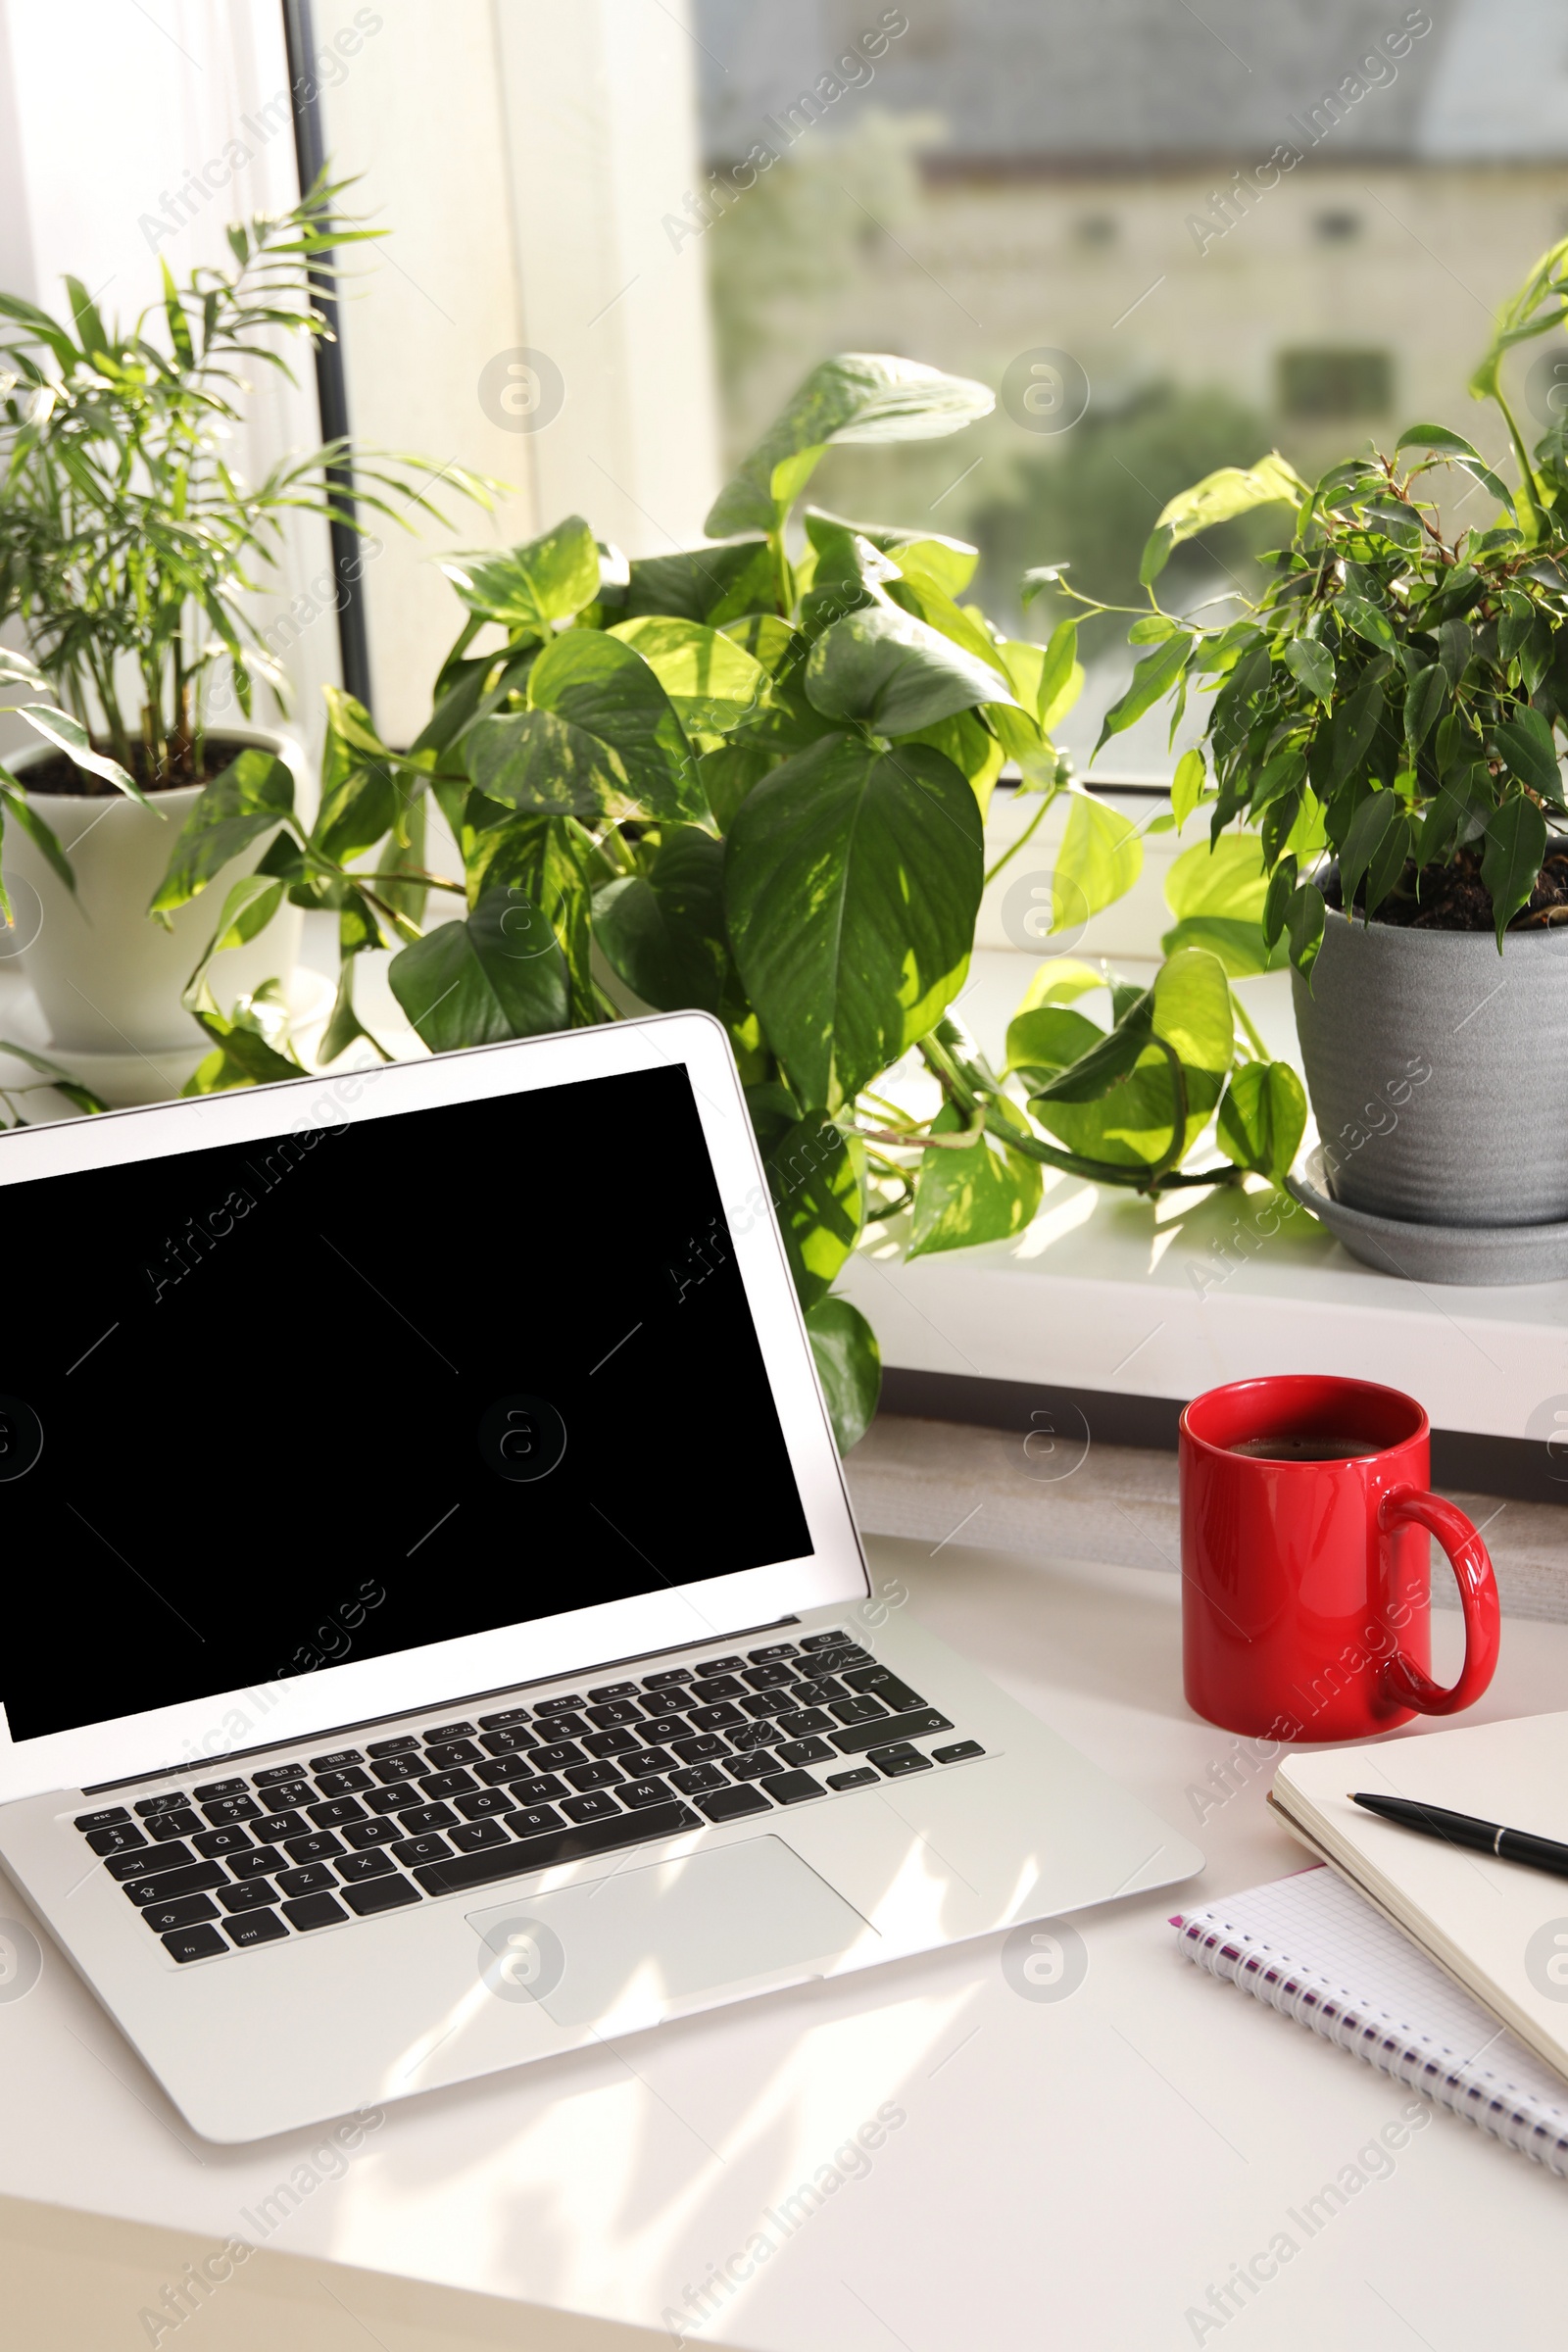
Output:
[4, 1533, 1565, 2350]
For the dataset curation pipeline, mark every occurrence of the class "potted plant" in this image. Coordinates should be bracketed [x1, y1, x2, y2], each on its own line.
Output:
[0, 179, 481, 1103]
[159, 352, 1305, 1444]
[1046, 239, 1568, 1282]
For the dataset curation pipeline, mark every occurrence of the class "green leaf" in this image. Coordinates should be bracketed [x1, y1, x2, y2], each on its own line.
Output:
[1092, 633, 1194, 760]
[804, 1295, 881, 1454]
[1054, 792, 1142, 930]
[1286, 880, 1326, 979]
[439, 516, 601, 633]
[592, 826, 729, 1012]
[1262, 855, 1298, 948]
[1493, 706, 1564, 805]
[1151, 946, 1233, 1077]
[765, 1114, 864, 1307]
[0, 777, 74, 895]
[1396, 424, 1514, 512]
[1128, 614, 1180, 646]
[1334, 593, 1396, 653]
[1483, 796, 1548, 947]
[1009, 956, 1103, 1015]
[705, 354, 993, 537]
[1139, 451, 1307, 585]
[1158, 915, 1283, 976]
[1171, 747, 1207, 828]
[805, 603, 1017, 735]
[149, 749, 295, 916]
[13, 706, 146, 805]
[609, 616, 769, 739]
[0, 1037, 109, 1111]
[387, 884, 569, 1049]
[1030, 953, 1231, 1170]
[908, 1101, 1043, 1258]
[725, 736, 983, 1108]
[1035, 620, 1084, 732]
[1339, 789, 1405, 914]
[1284, 639, 1335, 705]
[1217, 1061, 1307, 1183]
[619, 541, 776, 624]
[1164, 833, 1267, 922]
[210, 873, 283, 951]
[1004, 1003, 1103, 1077]
[1403, 662, 1447, 756]
[469, 633, 704, 825]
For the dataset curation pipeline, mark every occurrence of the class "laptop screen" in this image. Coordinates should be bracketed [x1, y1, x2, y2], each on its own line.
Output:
[0, 1061, 810, 1741]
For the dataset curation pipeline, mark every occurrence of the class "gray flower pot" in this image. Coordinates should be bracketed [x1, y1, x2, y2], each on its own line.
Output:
[1290, 906, 1568, 1231]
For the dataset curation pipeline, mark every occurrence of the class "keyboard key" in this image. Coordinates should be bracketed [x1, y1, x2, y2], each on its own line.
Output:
[107, 1842, 195, 1881]
[775, 1709, 833, 1740]
[310, 1750, 365, 1772]
[651, 1690, 703, 1715]
[456, 1788, 514, 1819]
[225, 1909, 289, 1949]
[832, 1709, 952, 1755]
[533, 1695, 585, 1717]
[690, 1677, 744, 1703]
[364, 1787, 412, 1815]
[582, 1728, 641, 1758]
[696, 1785, 771, 1823]
[641, 1667, 694, 1690]
[729, 1753, 787, 1781]
[218, 1880, 280, 1913]
[337, 1848, 397, 1880]
[530, 1742, 585, 1772]
[670, 1734, 730, 1764]
[229, 1845, 286, 1879]
[776, 1738, 835, 1767]
[254, 1781, 312, 1812]
[423, 1740, 481, 1770]
[149, 1810, 203, 1841]
[809, 1647, 871, 1677]
[422, 1722, 475, 1742]
[414, 1801, 700, 1896]
[934, 1740, 985, 1764]
[689, 1703, 745, 1732]
[418, 1771, 477, 1801]
[502, 1774, 568, 1806]
[668, 1763, 728, 1794]
[478, 1707, 531, 1731]
[281, 1892, 348, 1932]
[192, 1779, 248, 1802]
[479, 1729, 537, 1756]
[535, 1713, 588, 1740]
[826, 1768, 878, 1791]
[86, 1824, 147, 1857]
[134, 1792, 191, 1818]
[765, 1770, 826, 1804]
[738, 1693, 789, 1722]
[472, 1757, 537, 1788]
[308, 1797, 368, 1829]
[637, 1717, 687, 1744]
[562, 1791, 622, 1823]
[619, 1776, 674, 1808]
[396, 1803, 457, 1836]
[830, 1696, 889, 1728]
[634, 1747, 678, 1776]
[450, 1819, 511, 1852]
[868, 1743, 933, 1778]
[314, 1767, 371, 1797]
[799, 1630, 849, 1651]
[371, 1756, 423, 1785]
[192, 1826, 254, 1859]
[728, 1724, 781, 1755]
[842, 1666, 925, 1711]
[742, 1662, 795, 1690]
[585, 1700, 641, 1728]
[508, 1805, 564, 1838]
[694, 1656, 747, 1676]
[277, 1864, 337, 1896]
[122, 1861, 227, 1905]
[140, 1892, 220, 1934]
[748, 1642, 800, 1663]
[587, 1683, 639, 1703]
[75, 1806, 131, 1832]
[164, 1924, 225, 1963]
[789, 1679, 848, 1708]
[564, 1762, 623, 1791]
[253, 1811, 309, 1842]
[341, 1875, 421, 1918]
[392, 1834, 454, 1867]
[342, 1820, 401, 1850]
[282, 1832, 346, 1864]
[366, 1736, 417, 1759]
[254, 1761, 309, 1784]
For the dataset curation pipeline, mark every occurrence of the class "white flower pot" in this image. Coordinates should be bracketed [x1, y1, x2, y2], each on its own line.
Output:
[0, 725, 317, 1102]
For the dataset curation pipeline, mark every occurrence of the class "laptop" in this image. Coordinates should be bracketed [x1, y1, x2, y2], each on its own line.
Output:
[0, 1010, 1202, 2142]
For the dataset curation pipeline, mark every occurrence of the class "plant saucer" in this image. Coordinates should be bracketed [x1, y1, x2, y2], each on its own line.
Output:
[1286, 1167, 1568, 1287]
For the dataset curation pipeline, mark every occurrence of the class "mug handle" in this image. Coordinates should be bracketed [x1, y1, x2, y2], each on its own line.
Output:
[1377, 1485, 1500, 1715]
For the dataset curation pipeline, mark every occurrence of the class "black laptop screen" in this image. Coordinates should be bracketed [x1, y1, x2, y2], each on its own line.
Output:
[0, 1062, 810, 1741]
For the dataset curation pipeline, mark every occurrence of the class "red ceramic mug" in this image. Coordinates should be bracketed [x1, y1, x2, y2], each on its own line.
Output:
[1180, 1375, 1499, 1741]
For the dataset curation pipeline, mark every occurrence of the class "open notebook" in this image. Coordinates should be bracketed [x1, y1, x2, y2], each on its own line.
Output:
[1173, 1866, 1568, 2176]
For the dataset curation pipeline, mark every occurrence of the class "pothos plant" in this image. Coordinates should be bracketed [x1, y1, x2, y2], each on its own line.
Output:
[152, 354, 1305, 1449]
[1038, 238, 1568, 968]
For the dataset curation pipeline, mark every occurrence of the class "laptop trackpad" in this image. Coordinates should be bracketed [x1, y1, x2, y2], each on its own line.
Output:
[466, 1836, 869, 2029]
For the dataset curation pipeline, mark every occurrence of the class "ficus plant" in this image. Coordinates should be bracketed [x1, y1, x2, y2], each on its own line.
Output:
[1041, 238, 1568, 965]
[150, 353, 1307, 1449]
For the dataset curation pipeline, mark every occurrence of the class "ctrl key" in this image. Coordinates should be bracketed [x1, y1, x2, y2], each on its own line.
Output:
[225, 1908, 289, 1950]
[162, 1922, 227, 1965]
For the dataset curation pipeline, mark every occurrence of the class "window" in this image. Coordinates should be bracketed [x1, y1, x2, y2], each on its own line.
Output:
[1277, 349, 1394, 420]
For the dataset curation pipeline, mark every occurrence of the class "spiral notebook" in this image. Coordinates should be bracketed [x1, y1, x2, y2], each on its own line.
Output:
[1172, 1866, 1568, 2178]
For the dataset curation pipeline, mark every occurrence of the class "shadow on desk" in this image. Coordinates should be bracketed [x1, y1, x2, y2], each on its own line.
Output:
[0, 2195, 683, 2352]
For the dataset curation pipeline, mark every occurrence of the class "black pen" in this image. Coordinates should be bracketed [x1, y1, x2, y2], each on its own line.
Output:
[1350, 1791, 1568, 1883]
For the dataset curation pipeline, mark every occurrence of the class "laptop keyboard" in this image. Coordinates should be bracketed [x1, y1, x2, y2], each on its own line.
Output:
[70, 1634, 987, 1966]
